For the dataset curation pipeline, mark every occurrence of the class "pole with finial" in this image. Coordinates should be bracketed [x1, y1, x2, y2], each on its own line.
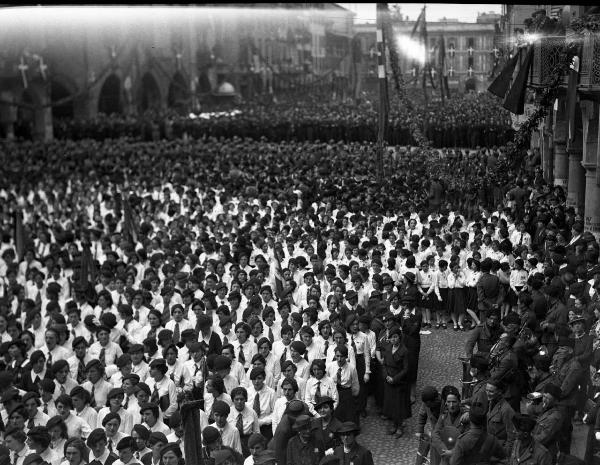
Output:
[375, 3, 390, 183]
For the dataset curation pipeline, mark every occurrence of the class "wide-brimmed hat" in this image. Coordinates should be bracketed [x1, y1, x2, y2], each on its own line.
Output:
[337, 421, 360, 435]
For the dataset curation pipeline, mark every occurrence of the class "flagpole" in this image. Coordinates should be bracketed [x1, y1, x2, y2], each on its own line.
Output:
[421, 5, 428, 107]
[375, 3, 390, 182]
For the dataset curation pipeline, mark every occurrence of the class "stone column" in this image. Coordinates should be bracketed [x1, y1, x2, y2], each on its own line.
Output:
[581, 100, 600, 240]
[553, 98, 569, 187]
[567, 102, 585, 212]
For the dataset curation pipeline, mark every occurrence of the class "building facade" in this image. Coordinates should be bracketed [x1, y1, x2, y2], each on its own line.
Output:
[512, 4, 600, 238]
[355, 14, 499, 94]
[0, 4, 354, 141]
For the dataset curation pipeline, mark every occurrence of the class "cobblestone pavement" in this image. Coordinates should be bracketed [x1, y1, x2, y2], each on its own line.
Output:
[360, 328, 467, 465]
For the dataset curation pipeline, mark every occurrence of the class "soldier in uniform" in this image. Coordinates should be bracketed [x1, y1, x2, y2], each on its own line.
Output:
[463, 353, 490, 412]
[525, 354, 558, 418]
[485, 378, 516, 458]
[415, 386, 442, 465]
[448, 403, 506, 465]
[489, 333, 520, 412]
[464, 311, 502, 358]
[532, 383, 564, 460]
[509, 414, 552, 465]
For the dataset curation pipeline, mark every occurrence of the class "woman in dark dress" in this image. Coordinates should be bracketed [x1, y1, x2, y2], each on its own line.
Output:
[381, 327, 411, 438]
[400, 297, 422, 404]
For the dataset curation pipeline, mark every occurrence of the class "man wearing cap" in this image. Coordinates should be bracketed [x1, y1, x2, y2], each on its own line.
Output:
[509, 414, 552, 465]
[449, 404, 506, 465]
[27, 425, 61, 465]
[332, 422, 373, 465]
[465, 310, 502, 358]
[415, 386, 441, 465]
[485, 378, 516, 457]
[286, 414, 325, 465]
[532, 383, 563, 459]
[87, 428, 118, 465]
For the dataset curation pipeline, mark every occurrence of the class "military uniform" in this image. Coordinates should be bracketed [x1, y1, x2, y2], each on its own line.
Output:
[508, 440, 552, 465]
[486, 397, 516, 456]
[449, 426, 506, 465]
[531, 405, 563, 458]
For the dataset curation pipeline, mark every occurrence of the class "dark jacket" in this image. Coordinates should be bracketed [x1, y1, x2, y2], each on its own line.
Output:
[333, 442, 374, 465]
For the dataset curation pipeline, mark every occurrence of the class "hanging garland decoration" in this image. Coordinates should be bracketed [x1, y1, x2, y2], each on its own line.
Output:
[570, 14, 600, 34]
[382, 4, 431, 149]
[506, 39, 578, 159]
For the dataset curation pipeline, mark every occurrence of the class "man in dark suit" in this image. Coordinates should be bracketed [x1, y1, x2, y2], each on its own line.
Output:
[477, 259, 504, 325]
[87, 428, 118, 465]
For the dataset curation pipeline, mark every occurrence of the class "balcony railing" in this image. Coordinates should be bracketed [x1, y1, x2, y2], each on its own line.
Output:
[530, 36, 569, 88]
[579, 30, 600, 91]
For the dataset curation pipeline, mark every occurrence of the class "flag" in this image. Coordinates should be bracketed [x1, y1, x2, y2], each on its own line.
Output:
[487, 48, 522, 99]
[123, 195, 139, 244]
[503, 45, 534, 115]
[410, 8, 425, 40]
[79, 244, 97, 286]
[14, 210, 25, 262]
[567, 56, 580, 142]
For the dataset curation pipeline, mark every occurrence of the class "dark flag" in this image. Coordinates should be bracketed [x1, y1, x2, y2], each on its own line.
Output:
[123, 195, 139, 244]
[487, 48, 522, 99]
[14, 210, 25, 262]
[567, 55, 580, 142]
[410, 8, 425, 39]
[79, 244, 97, 286]
[503, 45, 534, 115]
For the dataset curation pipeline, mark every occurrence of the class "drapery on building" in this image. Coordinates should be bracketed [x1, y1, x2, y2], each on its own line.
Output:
[0, 4, 355, 141]
[502, 5, 600, 238]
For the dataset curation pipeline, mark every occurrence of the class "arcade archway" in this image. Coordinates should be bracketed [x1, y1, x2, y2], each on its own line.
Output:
[140, 73, 162, 112]
[98, 74, 122, 115]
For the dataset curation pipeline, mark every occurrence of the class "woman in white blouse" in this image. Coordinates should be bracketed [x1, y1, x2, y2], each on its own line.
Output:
[304, 359, 338, 416]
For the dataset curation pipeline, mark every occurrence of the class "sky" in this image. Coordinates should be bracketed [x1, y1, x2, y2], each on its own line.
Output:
[337, 3, 502, 23]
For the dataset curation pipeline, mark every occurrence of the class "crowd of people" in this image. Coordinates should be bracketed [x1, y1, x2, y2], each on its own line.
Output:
[49, 93, 514, 149]
[0, 97, 597, 465]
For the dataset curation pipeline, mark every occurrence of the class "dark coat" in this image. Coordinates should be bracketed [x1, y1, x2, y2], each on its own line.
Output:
[333, 443, 374, 465]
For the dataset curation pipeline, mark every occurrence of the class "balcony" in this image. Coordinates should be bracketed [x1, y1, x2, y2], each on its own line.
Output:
[579, 29, 600, 93]
[530, 35, 569, 88]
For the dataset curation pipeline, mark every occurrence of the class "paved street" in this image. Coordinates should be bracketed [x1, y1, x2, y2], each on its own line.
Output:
[361, 328, 467, 465]
[359, 328, 590, 465]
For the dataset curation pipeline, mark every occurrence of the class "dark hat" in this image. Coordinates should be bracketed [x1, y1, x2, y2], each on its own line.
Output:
[159, 443, 182, 458]
[149, 358, 167, 370]
[22, 455, 44, 465]
[512, 413, 537, 433]
[286, 400, 305, 414]
[254, 450, 279, 465]
[116, 436, 137, 451]
[128, 344, 145, 354]
[292, 414, 313, 431]
[100, 312, 117, 328]
[315, 396, 335, 410]
[189, 342, 206, 354]
[247, 433, 266, 448]
[85, 359, 104, 372]
[202, 426, 221, 444]
[404, 271, 416, 283]
[421, 386, 439, 403]
[85, 428, 107, 447]
[345, 290, 358, 300]
[337, 421, 360, 435]
[196, 314, 212, 329]
[148, 432, 168, 446]
[568, 314, 586, 325]
[107, 387, 125, 399]
[102, 412, 121, 426]
[543, 383, 562, 399]
[212, 400, 230, 416]
[290, 341, 306, 355]
[213, 355, 232, 371]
